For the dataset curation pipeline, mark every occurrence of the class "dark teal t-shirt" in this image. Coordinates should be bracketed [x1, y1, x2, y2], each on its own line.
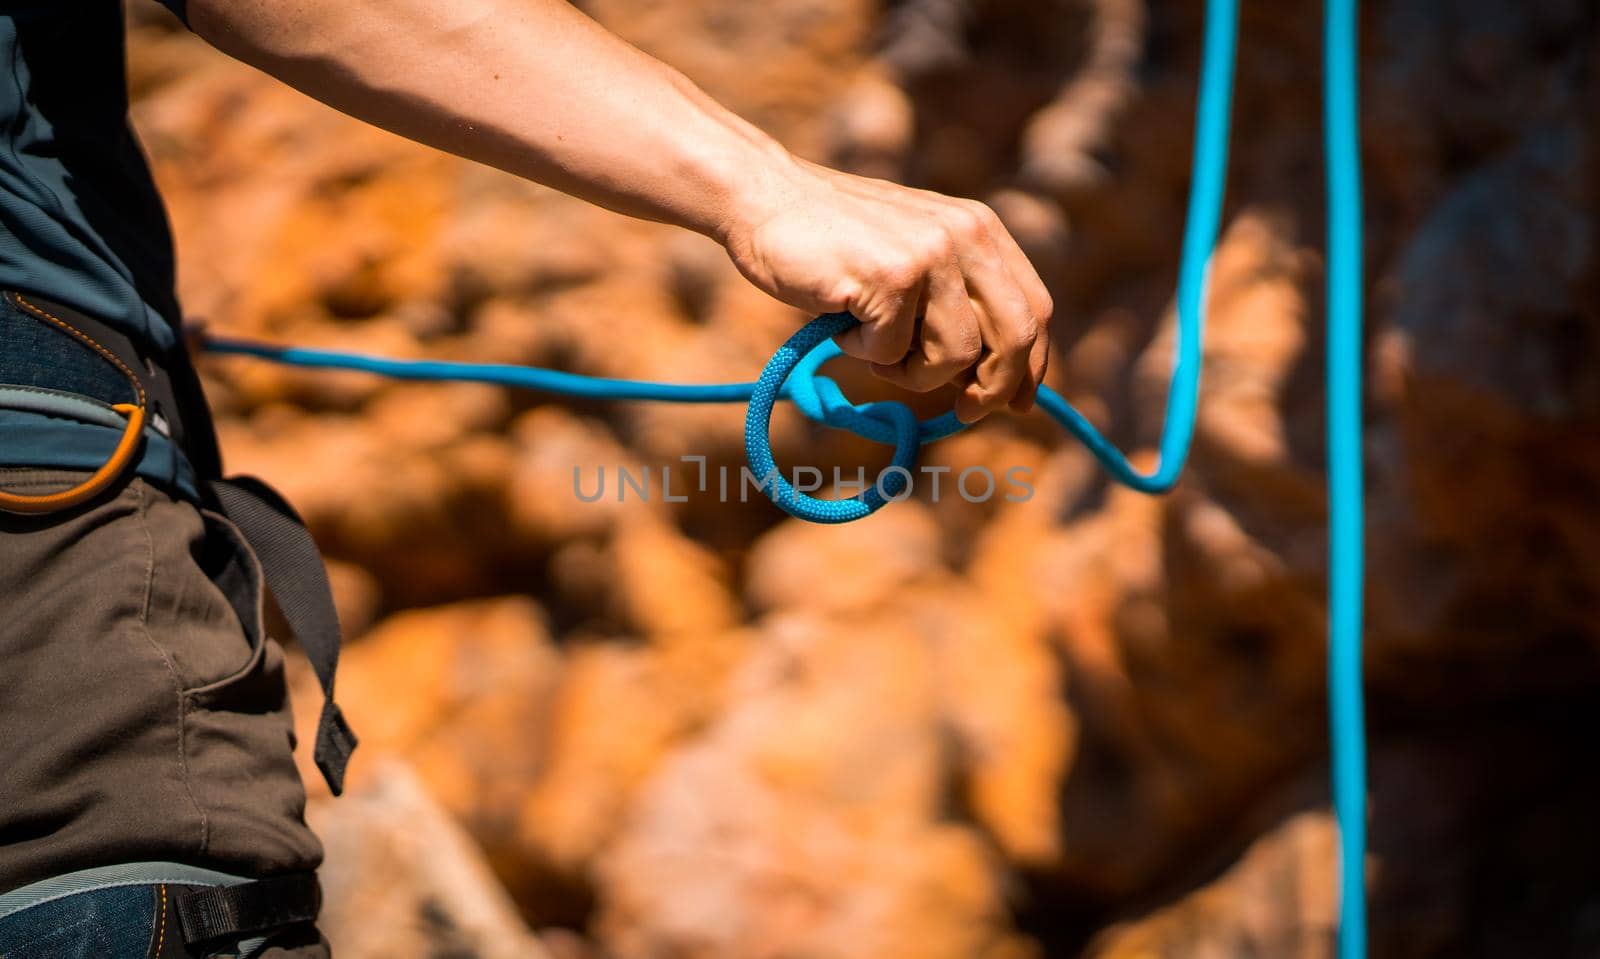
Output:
[0, 0, 198, 496]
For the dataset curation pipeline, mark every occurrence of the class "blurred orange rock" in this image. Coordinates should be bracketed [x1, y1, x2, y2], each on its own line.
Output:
[745, 503, 945, 614]
[1086, 811, 1338, 959]
[517, 640, 710, 874]
[311, 761, 555, 959]
[594, 608, 1032, 959]
[610, 515, 741, 637]
[327, 600, 562, 859]
[507, 405, 658, 544]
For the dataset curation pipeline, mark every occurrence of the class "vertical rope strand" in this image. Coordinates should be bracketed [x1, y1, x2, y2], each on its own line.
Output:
[1324, 0, 1369, 955]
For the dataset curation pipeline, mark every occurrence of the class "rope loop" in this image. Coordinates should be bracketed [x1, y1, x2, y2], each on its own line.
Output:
[782, 325, 967, 447]
[745, 313, 935, 523]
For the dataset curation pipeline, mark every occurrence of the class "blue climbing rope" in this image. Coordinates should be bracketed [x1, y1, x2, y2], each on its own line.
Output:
[1325, 0, 1368, 956]
[203, 0, 1369, 952]
[209, 0, 1236, 521]
[202, 338, 766, 403]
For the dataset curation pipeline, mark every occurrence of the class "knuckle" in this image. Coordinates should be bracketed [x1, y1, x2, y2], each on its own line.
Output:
[923, 316, 982, 368]
[874, 256, 921, 292]
[967, 199, 1002, 231]
[1004, 320, 1039, 356]
[832, 279, 865, 311]
[947, 203, 989, 240]
[920, 228, 955, 262]
[951, 332, 983, 367]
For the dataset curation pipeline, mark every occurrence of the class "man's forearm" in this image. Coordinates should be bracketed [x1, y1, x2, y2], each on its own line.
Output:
[187, 0, 796, 241]
[184, 0, 1054, 419]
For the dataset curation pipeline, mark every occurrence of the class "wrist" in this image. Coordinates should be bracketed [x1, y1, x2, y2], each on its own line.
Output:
[690, 124, 803, 247]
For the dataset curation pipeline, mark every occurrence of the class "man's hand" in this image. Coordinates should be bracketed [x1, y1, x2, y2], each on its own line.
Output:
[722, 160, 1051, 420]
[185, 0, 1051, 418]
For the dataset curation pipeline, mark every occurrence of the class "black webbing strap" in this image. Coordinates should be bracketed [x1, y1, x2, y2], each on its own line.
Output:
[174, 874, 321, 946]
[210, 476, 357, 795]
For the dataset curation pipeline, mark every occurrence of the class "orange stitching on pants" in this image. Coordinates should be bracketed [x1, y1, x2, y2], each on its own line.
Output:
[156, 883, 167, 955]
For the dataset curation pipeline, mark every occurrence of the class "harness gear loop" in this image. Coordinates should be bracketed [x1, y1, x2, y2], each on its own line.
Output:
[0, 294, 149, 514]
[0, 403, 145, 514]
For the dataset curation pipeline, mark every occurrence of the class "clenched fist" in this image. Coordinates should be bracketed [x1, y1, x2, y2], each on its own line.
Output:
[720, 158, 1053, 422]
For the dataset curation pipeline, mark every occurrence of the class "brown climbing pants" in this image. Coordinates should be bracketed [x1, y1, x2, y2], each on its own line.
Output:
[0, 469, 329, 957]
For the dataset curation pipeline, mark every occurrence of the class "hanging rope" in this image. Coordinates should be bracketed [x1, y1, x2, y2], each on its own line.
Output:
[1324, 0, 1369, 954]
[202, 0, 1370, 952]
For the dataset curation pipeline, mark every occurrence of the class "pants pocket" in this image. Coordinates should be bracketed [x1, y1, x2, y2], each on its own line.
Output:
[0, 477, 322, 887]
[152, 500, 324, 873]
[181, 508, 269, 704]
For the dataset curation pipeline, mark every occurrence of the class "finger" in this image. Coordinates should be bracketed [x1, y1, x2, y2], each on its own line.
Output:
[975, 200, 1054, 330]
[954, 311, 1001, 423]
[834, 276, 921, 366]
[954, 241, 1038, 420]
[1008, 324, 1051, 413]
[961, 201, 1052, 413]
[951, 358, 989, 424]
[870, 260, 980, 392]
[964, 300, 1040, 419]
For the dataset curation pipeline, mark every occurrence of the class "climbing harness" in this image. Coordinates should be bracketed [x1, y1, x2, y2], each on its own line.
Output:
[1, 0, 1370, 952]
[0, 291, 357, 800]
[0, 294, 148, 514]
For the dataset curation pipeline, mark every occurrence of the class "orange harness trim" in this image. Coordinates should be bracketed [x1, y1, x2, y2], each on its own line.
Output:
[0, 295, 149, 514]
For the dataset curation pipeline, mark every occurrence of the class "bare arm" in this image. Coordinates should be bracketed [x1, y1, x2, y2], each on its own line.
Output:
[185, 0, 1052, 418]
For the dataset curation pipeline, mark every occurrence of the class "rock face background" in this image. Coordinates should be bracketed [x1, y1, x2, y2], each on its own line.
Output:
[126, 0, 1600, 956]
